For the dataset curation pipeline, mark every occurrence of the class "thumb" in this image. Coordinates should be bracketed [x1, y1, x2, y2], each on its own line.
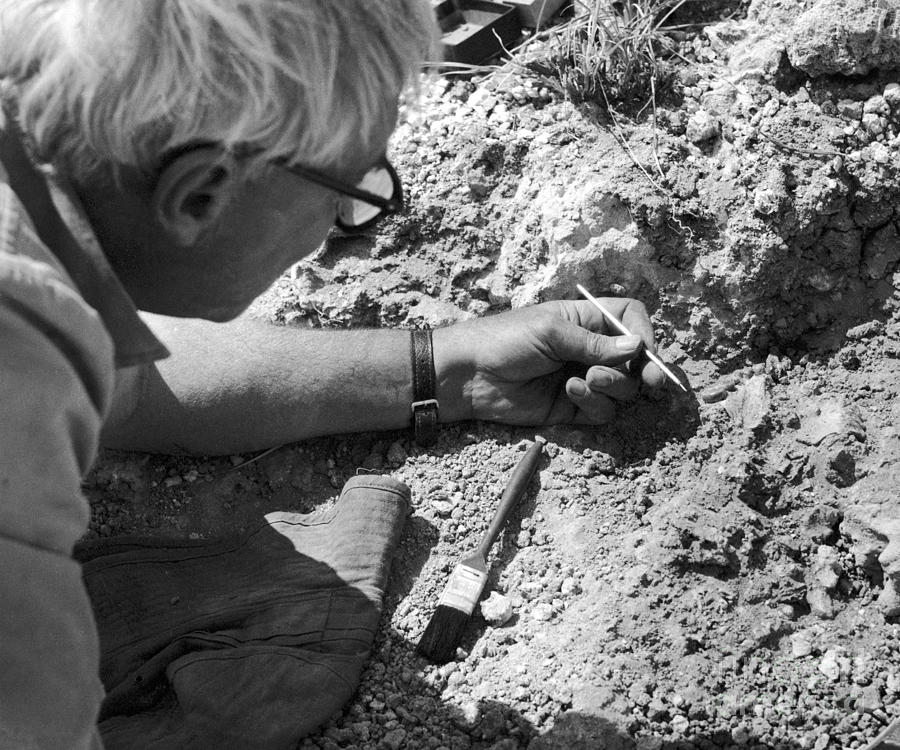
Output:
[550, 321, 644, 366]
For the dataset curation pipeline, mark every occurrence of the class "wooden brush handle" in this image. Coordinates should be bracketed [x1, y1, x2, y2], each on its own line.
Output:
[475, 438, 545, 559]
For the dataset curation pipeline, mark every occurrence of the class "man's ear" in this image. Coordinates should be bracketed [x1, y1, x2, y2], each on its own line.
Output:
[151, 146, 239, 247]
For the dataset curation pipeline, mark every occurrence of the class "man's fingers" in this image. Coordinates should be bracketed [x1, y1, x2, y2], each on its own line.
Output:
[638, 358, 667, 389]
[585, 366, 640, 401]
[565, 377, 617, 423]
[568, 298, 657, 355]
[618, 298, 656, 355]
[551, 321, 645, 367]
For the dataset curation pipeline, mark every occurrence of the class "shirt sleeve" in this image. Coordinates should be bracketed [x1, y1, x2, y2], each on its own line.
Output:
[0, 245, 114, 748]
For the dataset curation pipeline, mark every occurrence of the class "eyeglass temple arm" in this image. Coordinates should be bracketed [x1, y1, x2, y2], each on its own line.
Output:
[284, 163, 401, 211]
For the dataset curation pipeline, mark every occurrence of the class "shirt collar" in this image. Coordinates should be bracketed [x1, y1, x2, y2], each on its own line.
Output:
[0, 107, 169, 368]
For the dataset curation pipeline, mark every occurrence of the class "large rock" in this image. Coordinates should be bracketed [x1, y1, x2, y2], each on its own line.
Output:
[842, 415, 900, 616]
[486, 173, 676, 307]
[787, 0, 900, 77]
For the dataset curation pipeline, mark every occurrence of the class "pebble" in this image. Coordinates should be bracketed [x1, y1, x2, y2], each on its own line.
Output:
[846, 320, 885, 340]
[887, 672, 900, 694]
[791, 631, 815, 658]
[700, 381, 730, 403]
[686, 109, 720, 143]
[381, 727, 406, 750]
[671, 714, 689, 733]
[864, 95, 889, 116]
[432, 500, 454, 516]
[480, 592, 514, 626]
[753, 185, 782, 215]
[732, 724, 751, 745]
[885, 82, 900, 105]
[531, 603, 554, 621]
[459, 700, 481, 724]
[819, 649, 842, 682]
[869, 141, 891, 163]
[856, 685, 882, 713]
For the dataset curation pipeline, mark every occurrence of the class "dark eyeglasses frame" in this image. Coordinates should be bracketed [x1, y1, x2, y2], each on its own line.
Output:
[156, 142, 404, 233]
[276, 158, 404, 233]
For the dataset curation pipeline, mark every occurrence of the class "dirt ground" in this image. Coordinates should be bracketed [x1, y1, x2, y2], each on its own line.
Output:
[87, 1, 900, 747]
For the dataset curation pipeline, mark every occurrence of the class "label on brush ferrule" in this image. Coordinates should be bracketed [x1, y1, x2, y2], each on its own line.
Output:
[438, 565, 488, 615]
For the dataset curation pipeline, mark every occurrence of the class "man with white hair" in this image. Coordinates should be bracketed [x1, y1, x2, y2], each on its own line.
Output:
[0, 1, 663, 748]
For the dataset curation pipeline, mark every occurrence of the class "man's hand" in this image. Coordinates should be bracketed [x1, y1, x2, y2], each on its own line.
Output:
[434, 299, 666, 426]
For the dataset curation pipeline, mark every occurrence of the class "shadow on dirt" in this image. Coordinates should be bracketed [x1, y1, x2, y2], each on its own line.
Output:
[355, 619, 814, 749]
[84, 442, 863, 749]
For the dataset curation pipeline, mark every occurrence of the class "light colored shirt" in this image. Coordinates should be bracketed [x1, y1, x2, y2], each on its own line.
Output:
[0, 130, 166, 749]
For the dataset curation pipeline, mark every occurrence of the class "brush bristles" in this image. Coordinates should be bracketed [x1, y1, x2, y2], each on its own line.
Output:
[416, 604, 471, 664]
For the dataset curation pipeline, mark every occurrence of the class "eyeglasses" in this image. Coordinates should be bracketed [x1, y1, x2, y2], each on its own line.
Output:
[278, 158, 404, 233]
[157, 143, 404, 233]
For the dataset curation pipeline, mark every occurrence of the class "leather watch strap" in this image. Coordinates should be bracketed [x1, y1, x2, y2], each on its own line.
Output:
[410, 329, 439, 446]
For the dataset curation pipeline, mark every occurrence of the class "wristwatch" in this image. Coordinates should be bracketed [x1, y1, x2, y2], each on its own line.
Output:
[410, 329, 439, 446]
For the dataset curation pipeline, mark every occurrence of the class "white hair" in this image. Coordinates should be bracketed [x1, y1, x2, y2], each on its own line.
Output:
[0, 0, 436, 178]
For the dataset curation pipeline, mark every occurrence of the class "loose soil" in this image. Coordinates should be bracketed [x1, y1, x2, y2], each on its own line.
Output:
[87, 1, 900, 748]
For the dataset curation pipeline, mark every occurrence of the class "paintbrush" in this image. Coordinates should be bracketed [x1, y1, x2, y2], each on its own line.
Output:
[576, 284, 688, 392]
[417, 436, 546, 664]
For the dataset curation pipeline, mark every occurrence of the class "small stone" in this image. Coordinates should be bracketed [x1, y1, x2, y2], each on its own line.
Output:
[886, 673, 900, 694]
[819, 649, 842, 682]
[856, 684, 882, 713]
[686, 109, 720, 143]
[804, 505, 841, 543]
[864, 95, 890, 116]
[480, 592, 514, 626]
[460, 700, 481, 725]
[807, 588, 836, 619]
[700, 382, 730, 403]
[791, 631, 815, 658]
[671, 714, 690, 733]
[381, 727, 406, 750]
[811, 545, 843, 590]
[531, 602, 554, 621]
[846, 320, 885, 340]
[796, 400, 866, 446]
[732, 724, 751, 745]
[813, 733, 830, 750]
[885, 83, 900, 105]
[432, 500, 454, 517]
[724, 374, 770, 431]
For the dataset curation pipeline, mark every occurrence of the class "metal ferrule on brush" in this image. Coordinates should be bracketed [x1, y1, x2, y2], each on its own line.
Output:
[437, 565, 488, 615]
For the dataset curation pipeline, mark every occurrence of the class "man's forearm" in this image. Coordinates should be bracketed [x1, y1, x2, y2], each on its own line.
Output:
[102, 314, 458, 455]
[101, 298, 663, 454]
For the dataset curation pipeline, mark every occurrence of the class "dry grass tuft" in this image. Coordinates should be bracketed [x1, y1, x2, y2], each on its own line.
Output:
[525, 0, 686, 111]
